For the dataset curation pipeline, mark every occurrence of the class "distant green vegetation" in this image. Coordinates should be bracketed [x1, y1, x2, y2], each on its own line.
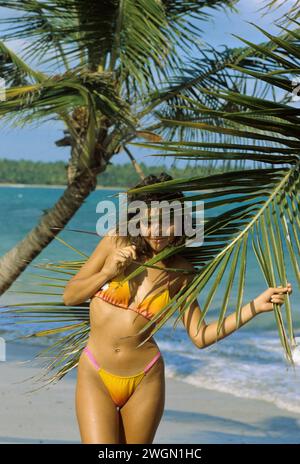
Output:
[0, 158, 230, 187]
[0, 159, 68, 185]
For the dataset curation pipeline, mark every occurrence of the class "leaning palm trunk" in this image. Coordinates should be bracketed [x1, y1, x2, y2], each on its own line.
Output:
[0, 170, 98, 294]
[0, 98, 120, 294]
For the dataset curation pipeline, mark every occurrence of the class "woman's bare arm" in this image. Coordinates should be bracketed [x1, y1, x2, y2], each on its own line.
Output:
[177, 259, 292, 349]
[62, 234, 116, 306]
[180, 297, 260, 349]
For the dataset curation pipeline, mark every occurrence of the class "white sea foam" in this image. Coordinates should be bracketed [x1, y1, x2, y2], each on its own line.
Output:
[159, 328, 300, 415]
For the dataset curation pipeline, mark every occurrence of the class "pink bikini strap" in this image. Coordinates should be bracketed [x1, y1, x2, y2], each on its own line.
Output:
[83, 347, 100, 370]
[84, 346, 161, 374]
[144, 351, 161, 374]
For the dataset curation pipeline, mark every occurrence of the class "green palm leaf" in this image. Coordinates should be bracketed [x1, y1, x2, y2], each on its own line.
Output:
[0, 40, 46, 84]
[0, 0, 237, 88]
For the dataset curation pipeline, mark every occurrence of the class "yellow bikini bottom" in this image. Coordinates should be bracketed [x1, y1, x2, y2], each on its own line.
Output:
[83, 346, 161, 408]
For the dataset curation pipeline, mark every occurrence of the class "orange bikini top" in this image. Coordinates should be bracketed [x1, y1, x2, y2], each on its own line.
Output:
[93, 270, 171, 323]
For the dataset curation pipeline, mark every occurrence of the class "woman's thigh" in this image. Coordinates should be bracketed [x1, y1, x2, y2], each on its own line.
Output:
[119, 355, 165, 444]
[75, 353, 120, 444]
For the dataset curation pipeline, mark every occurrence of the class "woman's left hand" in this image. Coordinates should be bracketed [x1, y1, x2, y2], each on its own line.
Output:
[253, 283, 293, 313]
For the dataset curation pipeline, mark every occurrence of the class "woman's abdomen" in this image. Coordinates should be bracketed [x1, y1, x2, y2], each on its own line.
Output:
[86, 297, 160, 375]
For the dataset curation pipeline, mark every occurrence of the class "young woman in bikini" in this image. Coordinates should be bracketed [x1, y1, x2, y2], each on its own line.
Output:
[63, 172, 292, 444]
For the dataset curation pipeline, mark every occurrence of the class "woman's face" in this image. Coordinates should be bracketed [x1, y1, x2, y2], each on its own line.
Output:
[140, 206, 175, 253]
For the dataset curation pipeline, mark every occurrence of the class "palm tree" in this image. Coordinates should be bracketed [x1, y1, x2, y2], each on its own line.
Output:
[0, 0, 240, 294]
[2, 4, 300, 388]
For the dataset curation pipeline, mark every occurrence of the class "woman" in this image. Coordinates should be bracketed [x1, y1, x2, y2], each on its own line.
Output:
[63, 172, 292, 444]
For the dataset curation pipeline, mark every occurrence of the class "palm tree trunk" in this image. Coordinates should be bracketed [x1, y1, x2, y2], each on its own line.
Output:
[0, 170, 98, 294]
[0, 110, 133, 294]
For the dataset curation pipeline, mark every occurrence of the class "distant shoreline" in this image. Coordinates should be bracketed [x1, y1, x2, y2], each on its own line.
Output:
[0, 183, 213, 193]
[0, 183, 127, 191]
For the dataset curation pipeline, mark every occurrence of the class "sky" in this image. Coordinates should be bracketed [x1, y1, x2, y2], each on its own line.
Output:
[0, 0, 296, 167]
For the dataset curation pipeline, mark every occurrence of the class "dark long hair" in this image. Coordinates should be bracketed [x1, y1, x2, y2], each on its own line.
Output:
[115, 172, 186, 263]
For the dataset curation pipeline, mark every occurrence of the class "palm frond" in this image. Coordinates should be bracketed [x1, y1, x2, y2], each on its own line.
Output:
[0, 68, 133, 124]
[0, 40, 46, 86]
[138, 22, 300, 144]
[259, 0, 300, 24]
[124, 22, 300, 363]
[0, 0, 238, 91]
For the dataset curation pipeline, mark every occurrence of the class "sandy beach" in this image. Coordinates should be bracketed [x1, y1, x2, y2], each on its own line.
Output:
[0, 341, 299, 444]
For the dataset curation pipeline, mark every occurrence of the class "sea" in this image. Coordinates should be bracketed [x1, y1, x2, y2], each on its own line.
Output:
[0, 185, 300, 413]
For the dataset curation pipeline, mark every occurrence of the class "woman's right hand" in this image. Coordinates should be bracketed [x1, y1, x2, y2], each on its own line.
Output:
[101, 244, 137, 279]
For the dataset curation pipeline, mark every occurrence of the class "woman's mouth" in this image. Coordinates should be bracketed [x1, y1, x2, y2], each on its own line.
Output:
[150, 237, 167, 243]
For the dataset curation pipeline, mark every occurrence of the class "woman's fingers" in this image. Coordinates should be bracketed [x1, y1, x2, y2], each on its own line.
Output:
[269, 282, 293, 304]
[130, 245, 137, 260]
[270, 284, 291, 295]
[127, 245, 137, 260]
[118, 247, 132, 258]
[117, 250, 130, 260]
[270, 296, 284, 304]
[118, 245, 137, 261]
[274, 286, 287, 293]
[256, 282, 292, 312]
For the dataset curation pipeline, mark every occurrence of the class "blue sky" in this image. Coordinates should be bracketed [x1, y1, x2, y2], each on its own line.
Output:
[0, 0, 295, 166]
